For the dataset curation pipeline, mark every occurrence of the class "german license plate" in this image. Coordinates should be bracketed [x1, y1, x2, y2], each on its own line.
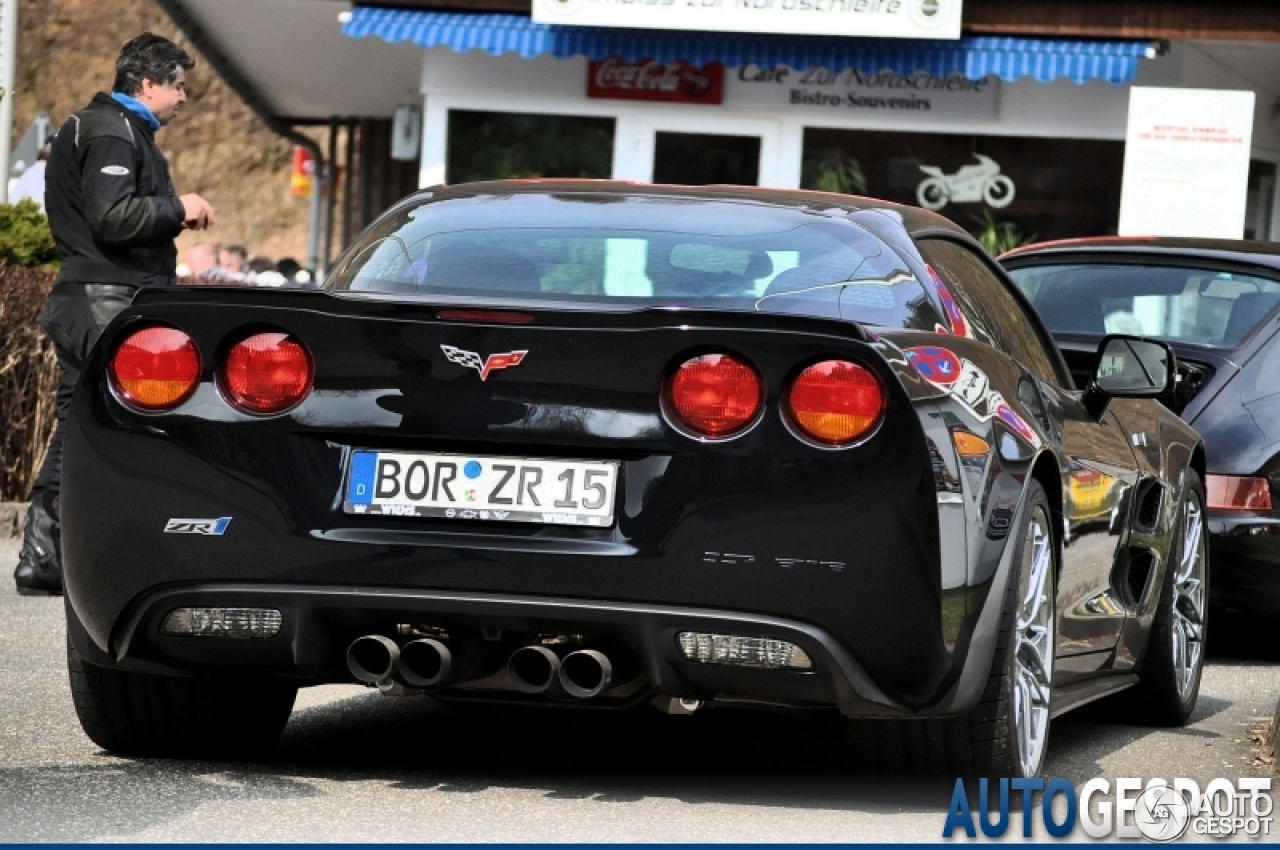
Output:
[343, 450, 619, 527]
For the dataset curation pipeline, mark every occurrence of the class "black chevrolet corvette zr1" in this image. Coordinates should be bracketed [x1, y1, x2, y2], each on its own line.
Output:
[63, 182, 1207, 777]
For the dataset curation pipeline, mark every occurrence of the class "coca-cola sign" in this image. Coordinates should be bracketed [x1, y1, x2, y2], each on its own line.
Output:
[588, 57, 724, 105]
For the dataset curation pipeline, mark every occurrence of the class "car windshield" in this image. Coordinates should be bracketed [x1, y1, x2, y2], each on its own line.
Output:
[324, 192, 944, 331]
[1007, 262, 1280, 348]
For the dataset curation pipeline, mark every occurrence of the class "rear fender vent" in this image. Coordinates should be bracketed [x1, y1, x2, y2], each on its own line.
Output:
[1115, 548, 1157, 608]
[1134, 479, 1165, 533]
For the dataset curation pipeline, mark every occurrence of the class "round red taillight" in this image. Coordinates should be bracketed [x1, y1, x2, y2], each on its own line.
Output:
[222, 332, 313, 414]
[785, 360, 884, 446]
[110, 326, 201, 411]
[666, 353, 763, 439]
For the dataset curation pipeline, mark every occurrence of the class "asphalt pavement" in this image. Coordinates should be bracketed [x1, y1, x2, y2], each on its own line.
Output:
[1, 536, 1277, 842]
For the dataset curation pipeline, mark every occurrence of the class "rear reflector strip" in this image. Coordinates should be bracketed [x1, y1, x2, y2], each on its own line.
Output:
[160, 608, 282, 638]
[676, 632, 814, 670]
[1206, 475, 1273, 511]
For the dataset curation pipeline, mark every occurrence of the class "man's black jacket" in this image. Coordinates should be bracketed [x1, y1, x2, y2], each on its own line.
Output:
[46, 92, 185, 287]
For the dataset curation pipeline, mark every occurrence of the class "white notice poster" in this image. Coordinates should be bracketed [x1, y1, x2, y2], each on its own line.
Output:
[1118, 87, 1256, 239]
[532, 0, 962, 41]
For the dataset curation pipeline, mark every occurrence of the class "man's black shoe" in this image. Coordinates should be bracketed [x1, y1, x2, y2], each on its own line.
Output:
[13, 492, 62, 596]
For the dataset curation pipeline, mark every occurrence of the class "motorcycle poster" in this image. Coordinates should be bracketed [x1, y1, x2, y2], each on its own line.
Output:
[916, 154, 1016, 210]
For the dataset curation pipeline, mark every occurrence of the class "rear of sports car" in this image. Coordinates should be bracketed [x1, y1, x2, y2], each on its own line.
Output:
[61, 184, 1008, 758]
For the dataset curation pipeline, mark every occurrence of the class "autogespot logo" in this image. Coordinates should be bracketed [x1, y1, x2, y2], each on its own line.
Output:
[942, 777, 1274, 840]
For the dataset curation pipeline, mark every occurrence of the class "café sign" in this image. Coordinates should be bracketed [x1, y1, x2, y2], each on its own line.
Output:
[588, 57, 725, 104]
[726, 65, 999, 120]
[533, 0, 961, 41]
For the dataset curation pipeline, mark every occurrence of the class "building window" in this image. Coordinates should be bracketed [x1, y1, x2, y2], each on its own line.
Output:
[801, 129, 1124, 245]
[446, 111, 615, 184]
[1246, 160, 1276, 241]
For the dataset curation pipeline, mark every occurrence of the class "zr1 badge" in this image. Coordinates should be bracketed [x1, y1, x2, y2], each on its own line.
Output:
[164, 517, 232, 535]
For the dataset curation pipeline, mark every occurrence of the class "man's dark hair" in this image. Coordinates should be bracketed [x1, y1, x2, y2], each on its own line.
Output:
[248, 256, 275, 274]
[112, 33, 194, 96]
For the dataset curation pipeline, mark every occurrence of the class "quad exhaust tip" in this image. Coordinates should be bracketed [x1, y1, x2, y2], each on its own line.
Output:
[507, 645, 614, 699]
[399, 637, 452, 688]
[559, 649, 613, 699]
[347, 634, 400, 685]
[347, 635, 455, 690]
[507, 645, 562, 694]
[351, 636, 617, 699]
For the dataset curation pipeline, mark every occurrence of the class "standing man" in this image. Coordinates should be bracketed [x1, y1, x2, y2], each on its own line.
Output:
[13, 33, 215, 595]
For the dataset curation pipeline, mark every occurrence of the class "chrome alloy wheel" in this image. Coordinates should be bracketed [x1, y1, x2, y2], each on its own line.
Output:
[1013, 505, 1055, 777]
[1171, 493, 1207, 702]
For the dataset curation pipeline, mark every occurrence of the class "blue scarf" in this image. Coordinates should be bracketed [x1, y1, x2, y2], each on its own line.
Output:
[111, 91, 161, 131]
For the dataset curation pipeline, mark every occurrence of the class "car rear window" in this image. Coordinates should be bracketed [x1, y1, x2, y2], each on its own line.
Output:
[324, 192, 944, 331]
[1007, 263, 1280, 347]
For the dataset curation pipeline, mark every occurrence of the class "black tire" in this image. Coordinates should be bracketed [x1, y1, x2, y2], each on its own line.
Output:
[68, 637, 297, 758]
[846, 482, 1057, 777]
[1126, 470, 1208, 726]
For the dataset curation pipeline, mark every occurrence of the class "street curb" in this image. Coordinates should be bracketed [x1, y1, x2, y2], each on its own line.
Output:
[0, 502, 27, 538]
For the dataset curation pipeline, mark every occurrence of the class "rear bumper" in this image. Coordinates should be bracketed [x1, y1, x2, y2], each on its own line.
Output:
[1209, 512, 1280, 614]
[67, 583, 919, 719]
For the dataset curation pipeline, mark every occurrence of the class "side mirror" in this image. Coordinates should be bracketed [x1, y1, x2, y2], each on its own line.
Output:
[1081, 335, 1177, 419]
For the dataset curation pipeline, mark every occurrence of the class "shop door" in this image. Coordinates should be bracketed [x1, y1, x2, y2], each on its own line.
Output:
[640, 117, 782, 187]
[654, 132, 761, 185]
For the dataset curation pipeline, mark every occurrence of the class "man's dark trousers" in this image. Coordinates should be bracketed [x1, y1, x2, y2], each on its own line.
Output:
[16, 283, 134, 595]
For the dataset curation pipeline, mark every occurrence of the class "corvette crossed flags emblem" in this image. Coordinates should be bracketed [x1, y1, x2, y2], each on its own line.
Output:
[440, 345, 528, 381]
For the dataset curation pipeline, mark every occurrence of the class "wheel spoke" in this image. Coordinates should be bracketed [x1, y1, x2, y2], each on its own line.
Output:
[1180, 506, 1203, 579]
[1025, 668, 1051, 707]
[1019, 639, 1049, 684]
[1176, 586, 1204, 626]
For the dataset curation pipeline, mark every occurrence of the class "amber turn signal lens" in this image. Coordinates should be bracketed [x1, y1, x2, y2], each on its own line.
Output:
[785, 360, 884, 446]
[952, 431, 991, 457]
[666, 353, 763, 438]
[109, 326, 200, 411]
[222, 332, 314, 414]
[1206, 474, 1273, 511]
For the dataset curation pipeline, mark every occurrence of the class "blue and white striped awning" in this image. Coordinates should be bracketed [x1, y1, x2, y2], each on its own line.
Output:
[343, 7, 1155, 86]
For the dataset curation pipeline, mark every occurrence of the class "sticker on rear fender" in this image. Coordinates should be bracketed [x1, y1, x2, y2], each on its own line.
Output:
[164, 517, 231, 535]
[343, 450, 618, 527]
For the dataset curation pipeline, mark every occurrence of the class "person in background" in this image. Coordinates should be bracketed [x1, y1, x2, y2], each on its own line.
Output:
[218, 244, 248, 279]
[11, 142, 51, 210]
[248, 255, 288, 286]
[276, 256, 301, 282]
[13, 32, 215, 596]
[184, 241, 220, 278]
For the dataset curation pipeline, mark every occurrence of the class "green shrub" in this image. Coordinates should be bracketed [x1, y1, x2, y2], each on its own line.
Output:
[971, 209, 1036, 257]
[0, 200, 59, 269]
[800, 151, 867, 196]
[0, 265, 58, 500]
